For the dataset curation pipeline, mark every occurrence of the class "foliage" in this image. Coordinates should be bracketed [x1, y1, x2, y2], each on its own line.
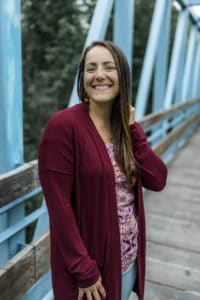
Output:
[22, 0, 96, 161]
[22, 0, 177, 161]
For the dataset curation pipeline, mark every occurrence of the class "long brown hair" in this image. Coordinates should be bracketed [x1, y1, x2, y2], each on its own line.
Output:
[77, 40, 139, 188]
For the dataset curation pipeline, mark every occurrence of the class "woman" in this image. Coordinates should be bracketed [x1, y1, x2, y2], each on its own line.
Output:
[38, 40, 167, 300]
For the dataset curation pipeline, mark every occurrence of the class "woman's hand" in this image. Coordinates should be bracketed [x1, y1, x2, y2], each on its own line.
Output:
[78, 276, 106, 300]
[129, 105, 135, 125]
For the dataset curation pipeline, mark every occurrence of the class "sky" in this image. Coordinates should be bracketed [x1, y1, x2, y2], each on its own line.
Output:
[173, 0, 200, 26]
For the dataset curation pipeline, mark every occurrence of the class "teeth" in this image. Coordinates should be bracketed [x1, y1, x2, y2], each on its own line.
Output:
[94, 85, 110, 90]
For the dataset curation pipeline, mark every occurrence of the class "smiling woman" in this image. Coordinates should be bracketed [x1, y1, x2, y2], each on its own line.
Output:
[38, 40, 167, 300]
[83, 46, 119, 104]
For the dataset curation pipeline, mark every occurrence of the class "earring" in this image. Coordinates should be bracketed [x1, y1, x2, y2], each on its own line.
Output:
[84, 98, 89, 103]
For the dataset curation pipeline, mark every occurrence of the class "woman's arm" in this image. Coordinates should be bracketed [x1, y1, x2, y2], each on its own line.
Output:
[129, 106, 168, 191]
[38, 111, 100, 289]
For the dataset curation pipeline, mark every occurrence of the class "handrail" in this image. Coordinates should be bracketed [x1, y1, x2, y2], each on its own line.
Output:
[0, 160, 39, 208]
[140, 97, 200, 129]
[0, 232, 50, 300]
[153, 110, 200, 156]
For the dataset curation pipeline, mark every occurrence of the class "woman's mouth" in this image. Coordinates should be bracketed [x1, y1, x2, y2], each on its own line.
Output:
[93, 84, 112, 91]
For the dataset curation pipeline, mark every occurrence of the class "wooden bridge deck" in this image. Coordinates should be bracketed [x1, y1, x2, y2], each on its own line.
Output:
[144, 127, 200, 299]
[131, 126, 200, 300]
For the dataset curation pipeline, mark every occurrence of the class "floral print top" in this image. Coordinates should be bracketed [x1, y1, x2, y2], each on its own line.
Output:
[105, 142, 138, 273]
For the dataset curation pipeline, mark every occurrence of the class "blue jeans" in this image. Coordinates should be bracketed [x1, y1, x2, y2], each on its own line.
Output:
[121, 262, 137, 300]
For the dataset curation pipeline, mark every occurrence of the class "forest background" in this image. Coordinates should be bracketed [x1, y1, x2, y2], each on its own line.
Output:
[22, 0, 177, 162]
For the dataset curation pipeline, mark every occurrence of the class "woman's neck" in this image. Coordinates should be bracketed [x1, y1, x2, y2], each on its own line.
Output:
[88, 101, 113, 128]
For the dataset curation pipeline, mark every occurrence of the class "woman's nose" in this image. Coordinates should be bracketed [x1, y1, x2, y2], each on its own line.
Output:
[95, 67, 106, 79]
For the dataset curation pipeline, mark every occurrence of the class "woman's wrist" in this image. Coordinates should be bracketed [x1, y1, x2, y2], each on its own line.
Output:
[129, 105, 135, 125]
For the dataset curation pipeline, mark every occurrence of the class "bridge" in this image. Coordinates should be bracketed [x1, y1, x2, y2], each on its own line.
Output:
[0, 1, 200, 299]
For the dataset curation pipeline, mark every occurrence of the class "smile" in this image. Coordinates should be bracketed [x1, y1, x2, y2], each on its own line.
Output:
[93, 84, 112, 91]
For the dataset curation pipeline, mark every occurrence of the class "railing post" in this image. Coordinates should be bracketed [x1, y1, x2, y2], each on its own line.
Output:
[0, 0, 24, 263]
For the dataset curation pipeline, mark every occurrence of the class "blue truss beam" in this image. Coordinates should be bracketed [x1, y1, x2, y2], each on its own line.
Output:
[113, 0, 135, 69]
[164, 8, 189, 108]
[153, 1, 171, 112]
[190, 30, 199, 98]
[181, 0, 200, 6]
[69, 0, 114, 107]
[0, 1, 23, 173]
[181, 26, 197, 100]
[134, 0, 167, 120]
[0, 0, 25, 264]
[193, 40, 200, 96]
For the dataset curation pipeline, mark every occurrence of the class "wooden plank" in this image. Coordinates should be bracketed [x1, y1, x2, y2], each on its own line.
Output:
[144, 156, 200, 220]
[0, 160, 39, 208]
[144, 188, 200, 223]
[0, 245, 35, 300]
[32, 232, 50, 280]
[147, 241, 200, 272]
[146, 210, 200, 252]
[166, 127, 200, 168]
[145, 281, 200, 300]
[165, 175, 200, 191]
[0, 232, 50, 300]
[168, 156, 200, 172]
[146, 256, 200, 293]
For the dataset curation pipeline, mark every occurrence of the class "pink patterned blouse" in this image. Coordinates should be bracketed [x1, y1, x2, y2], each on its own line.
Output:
[105, 142, 138, 274]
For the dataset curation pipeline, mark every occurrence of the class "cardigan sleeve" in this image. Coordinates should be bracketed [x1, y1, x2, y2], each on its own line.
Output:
[38, 112, 100, 288]
[129, 122, 168, 191]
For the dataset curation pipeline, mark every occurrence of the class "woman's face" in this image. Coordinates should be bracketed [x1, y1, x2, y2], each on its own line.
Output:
[83, 46, 119, 104]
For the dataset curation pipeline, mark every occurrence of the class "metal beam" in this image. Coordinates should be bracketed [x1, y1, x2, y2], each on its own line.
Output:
[113, 0, 134, 69]
[191, 32, 200, 97]
[181, 26, 197, 100]
[135, 0, 168, 119]
[180, 0, 200, 6]
[69, 0, 114, 106]
[164, 8, 189, 108]
[0, 1, 24, 173]
[153, 1, 171, 111]
[194, 39, 200, 96]
[0, 0, 24, 264]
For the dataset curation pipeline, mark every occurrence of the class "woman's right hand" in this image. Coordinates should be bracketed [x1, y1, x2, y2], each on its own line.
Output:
[78, 276, 106, 300]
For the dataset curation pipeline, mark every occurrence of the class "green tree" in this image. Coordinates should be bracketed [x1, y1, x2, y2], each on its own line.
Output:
[22, 0, 96, 161]
[22, 0, 177, 161]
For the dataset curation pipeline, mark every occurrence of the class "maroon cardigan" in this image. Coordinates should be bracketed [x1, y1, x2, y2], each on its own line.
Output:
[38, 102, 167, 300]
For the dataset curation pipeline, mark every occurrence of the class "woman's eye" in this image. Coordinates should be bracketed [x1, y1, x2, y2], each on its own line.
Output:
[86, 68, 95, 72]
[85, 64, 116, 73]
[106, 65, 116, 71]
